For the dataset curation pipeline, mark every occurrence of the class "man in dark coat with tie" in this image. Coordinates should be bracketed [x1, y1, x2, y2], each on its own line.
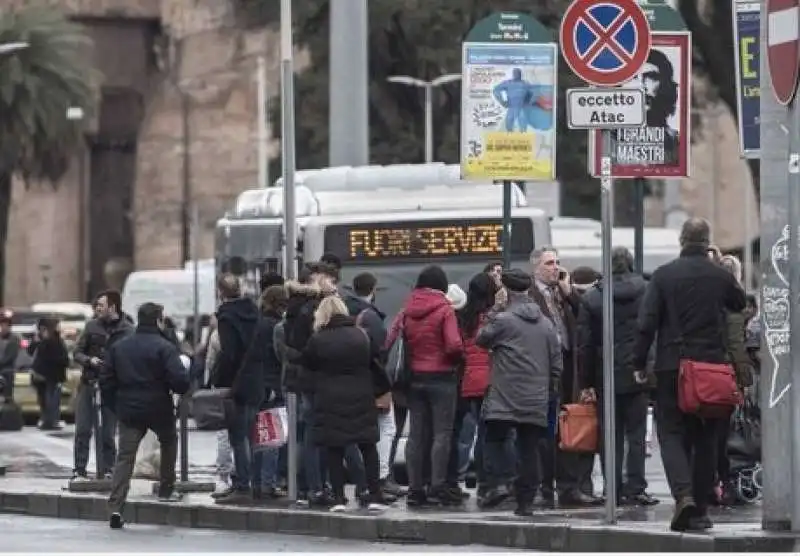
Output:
[528, 247, 598, 507]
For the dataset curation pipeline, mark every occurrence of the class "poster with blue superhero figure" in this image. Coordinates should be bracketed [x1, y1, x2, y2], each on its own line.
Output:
[461, 42, 557, 181]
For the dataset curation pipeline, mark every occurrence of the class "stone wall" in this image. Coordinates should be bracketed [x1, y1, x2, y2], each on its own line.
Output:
[133, 0, 284, 269]
[4, 0, 285, 304]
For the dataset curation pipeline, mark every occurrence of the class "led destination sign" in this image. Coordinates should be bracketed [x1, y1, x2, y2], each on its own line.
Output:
[324, 218, 534, 263]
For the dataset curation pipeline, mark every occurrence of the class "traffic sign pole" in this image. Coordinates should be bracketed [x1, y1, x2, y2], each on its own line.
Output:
[790, 88, 800, 534]
[561, 0, 651, 527]
[502, 180, 512, 269]
[600, 129, 616, 524]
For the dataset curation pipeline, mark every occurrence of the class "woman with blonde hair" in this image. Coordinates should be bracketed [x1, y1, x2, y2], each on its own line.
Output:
[302, 296, 392, 512]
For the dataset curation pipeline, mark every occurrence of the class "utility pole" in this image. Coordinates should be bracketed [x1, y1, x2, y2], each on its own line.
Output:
[257, 56, 269, 188]
[281, 0, 300, 503]
[329, 0, 369, 166]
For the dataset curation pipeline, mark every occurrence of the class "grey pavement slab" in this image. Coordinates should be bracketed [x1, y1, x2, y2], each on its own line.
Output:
[0, 476, 793, 552]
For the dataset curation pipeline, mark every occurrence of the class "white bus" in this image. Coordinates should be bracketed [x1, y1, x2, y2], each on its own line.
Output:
[215, 163, 553, 318]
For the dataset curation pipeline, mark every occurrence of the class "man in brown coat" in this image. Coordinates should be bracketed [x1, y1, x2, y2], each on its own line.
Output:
[528, 247, 598, 507]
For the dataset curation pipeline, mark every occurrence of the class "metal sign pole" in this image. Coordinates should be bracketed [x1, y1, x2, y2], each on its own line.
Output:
[633, 177, 645, 273]
[181, 204, 199, 484]
[93, 381, 104, 479]
[502, 180, 512, 269]
[600, 129, 617, 525]
[789, 96, 800, 532]
[281, 0, 299, 503]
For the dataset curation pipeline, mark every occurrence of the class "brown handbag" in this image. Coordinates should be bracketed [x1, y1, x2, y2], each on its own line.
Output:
[558, 402, 598, 453]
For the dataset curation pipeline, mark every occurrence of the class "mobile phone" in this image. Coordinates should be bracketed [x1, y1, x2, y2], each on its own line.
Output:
[558, 270, 567, 281]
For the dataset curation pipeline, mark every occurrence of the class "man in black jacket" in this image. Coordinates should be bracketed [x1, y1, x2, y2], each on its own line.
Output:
[343, 272, 402, 498]
[101, 302, 190, 529]
[633, 218, 745, 532]
[213, 273, 261, 504]
[0, 312, 20, 404]
[72, 290, 134, 480]
[577, 247, 656, 507]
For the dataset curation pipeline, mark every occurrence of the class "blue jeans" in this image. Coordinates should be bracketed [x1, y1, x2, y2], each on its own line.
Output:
[227, 404, 258, 491]
[300, 395, 324, 493]
[457, 410, 477, 478]
[253, 447, 280, 489]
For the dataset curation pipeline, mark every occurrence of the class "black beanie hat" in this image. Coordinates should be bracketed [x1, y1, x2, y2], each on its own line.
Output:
[415, 265, 449, 293]
[501, 269, 532, 292]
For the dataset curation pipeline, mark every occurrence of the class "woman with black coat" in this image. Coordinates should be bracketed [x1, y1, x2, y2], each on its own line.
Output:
[28, 318, 70, 430]
[301, 295, 392, 512]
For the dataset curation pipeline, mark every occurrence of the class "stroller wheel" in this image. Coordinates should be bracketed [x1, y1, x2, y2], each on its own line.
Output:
[735, 468, 761, 504]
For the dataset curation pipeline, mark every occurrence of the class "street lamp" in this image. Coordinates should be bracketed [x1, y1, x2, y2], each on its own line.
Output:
[387, 73, 462, 163]
[66, 106, 89, 303]
[0, 42, 29, 55]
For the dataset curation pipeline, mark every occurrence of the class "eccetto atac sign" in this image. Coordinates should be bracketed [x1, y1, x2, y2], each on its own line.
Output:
[566, 88, 645, 129]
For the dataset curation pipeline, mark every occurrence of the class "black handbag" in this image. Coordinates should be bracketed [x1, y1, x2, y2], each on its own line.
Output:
[191, 387, 231, 431]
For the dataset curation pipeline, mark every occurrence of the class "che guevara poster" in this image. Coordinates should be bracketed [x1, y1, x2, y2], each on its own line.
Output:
[589, 33, 691, 179]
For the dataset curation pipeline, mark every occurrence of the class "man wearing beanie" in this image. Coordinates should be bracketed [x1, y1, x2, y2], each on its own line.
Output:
[476, 269, 562, 517]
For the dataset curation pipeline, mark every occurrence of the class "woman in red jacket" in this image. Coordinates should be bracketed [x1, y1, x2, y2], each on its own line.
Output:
[444, 273, 498, 501]
[386, 265, 463, 507]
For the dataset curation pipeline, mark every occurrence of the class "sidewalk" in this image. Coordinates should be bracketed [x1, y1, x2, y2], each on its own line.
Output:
[0, 476, 793, 552]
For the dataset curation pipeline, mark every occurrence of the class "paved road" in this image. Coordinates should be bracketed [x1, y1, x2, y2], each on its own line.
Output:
[0, 424, 218, 479]
[0, 514, 521, 552]
[0, 423, 671, 498]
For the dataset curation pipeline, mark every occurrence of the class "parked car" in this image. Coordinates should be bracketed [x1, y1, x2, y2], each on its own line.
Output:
[14, 367, 82, 425]
[7, 306, 91, 424]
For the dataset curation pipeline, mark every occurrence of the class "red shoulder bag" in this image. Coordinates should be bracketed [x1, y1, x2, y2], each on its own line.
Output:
[671, 307, 742, 418]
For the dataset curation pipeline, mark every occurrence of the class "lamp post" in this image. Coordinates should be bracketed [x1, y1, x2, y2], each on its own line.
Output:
[0, 42, 29, 55]
[386, 73, 462, 163]
[66, 107, 88, 302]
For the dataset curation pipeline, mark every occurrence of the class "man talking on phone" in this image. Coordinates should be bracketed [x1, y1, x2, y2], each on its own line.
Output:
[528, 247, 598, 507]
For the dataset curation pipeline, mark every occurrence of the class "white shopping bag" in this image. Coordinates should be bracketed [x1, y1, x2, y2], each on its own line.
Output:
[251, 407, 288, 451]
[133, 429, 161, 479]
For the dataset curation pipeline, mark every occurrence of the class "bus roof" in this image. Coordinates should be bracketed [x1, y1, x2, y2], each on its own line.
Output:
[226, 163, 562, 220]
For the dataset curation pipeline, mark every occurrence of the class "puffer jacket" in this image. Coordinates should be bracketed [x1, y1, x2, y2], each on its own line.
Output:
[460, 312, 491, 398]
[386, 288, 463, 374]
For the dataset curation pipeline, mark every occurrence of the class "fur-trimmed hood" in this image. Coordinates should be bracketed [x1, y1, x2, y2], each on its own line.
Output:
[284, 280, 322, 299]
[284, 280, 337, 299]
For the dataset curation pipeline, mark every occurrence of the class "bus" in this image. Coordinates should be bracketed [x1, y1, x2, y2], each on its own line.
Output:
[215, 163, 553, 318]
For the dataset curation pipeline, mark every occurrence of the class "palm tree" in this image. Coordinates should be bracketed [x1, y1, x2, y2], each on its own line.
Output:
[0, 8, 98, 303]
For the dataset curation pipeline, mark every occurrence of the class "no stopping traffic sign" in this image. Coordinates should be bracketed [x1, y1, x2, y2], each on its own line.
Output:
[559, 0, 651, 87]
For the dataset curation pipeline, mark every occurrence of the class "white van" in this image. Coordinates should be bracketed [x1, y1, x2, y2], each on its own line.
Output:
[552, 221, 681, 274]
[122, 268, 216, 329]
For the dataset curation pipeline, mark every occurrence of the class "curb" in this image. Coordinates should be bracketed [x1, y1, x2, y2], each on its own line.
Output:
[0, 491, 795, 552]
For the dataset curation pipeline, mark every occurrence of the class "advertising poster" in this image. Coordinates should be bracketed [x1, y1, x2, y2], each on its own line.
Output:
[733, 0, 760, 158]
[590, 33, 691, 179]
[461, 42, 557, 181]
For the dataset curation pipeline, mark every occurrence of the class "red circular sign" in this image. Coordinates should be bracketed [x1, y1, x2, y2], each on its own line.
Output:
[767, 0, 800, 105]
[559, 0, 651, 87]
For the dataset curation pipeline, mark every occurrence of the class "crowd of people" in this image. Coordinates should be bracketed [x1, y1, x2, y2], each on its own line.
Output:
[16, 216, 759, 532]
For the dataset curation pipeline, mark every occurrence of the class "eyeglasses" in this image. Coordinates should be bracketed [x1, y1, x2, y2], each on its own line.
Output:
[543, 259, 561, 266]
